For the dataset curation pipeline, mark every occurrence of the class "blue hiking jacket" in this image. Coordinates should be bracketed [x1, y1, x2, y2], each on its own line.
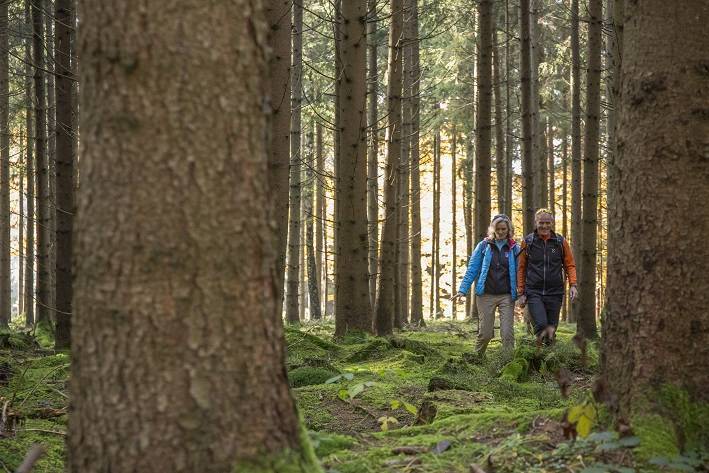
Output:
[457, 238, 521, 299]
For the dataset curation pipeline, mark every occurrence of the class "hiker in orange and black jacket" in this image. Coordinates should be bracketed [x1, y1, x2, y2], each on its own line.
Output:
[517, 209, 577, 343]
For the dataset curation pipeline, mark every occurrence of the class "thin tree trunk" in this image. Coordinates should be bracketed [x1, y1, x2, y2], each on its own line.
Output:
[315, 121, 324, 315]
[46, 7, 57, 323]
[475, 0, 493, 245]
[299, 183, 306, 321]
[336, 0, 372, 336]
[367, 0, 379, 311]
[561, 134, 569, 321]
[69, 2, 318, 469]
[407, 0, 423, 326]
[32, 0, 50, 325]
[547, 118, 554, 212]
[305, 124, 321, 320]
[374, 0, 403, 336]
[19, 131, 25, 317]
[285, 0, 303, 324]
[266, 0, 292, 319]
[493, 22, 505, 215]
[24, 0, 34, 326]
[451, 128, 457, 320]
[54, 0, 74, 349]
[530, 0, 544, 210]
[569, 0, 582, 323]
[0, 0, 9, 326]
[434, 130, 441, 318]
[577, 0, 601, 339]
[464, 138, 473, 320]
[519, 0, 534, 235]
[504, 0, 513, 218]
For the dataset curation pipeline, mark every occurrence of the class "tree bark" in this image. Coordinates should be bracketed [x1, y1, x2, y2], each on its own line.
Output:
[54, 0, 74, 349]
[433, 130, 441, 318]
[46, 9, 57, 323]
[69, 1, 319, 471]
[577, 0, 601, 339]
[547, 118, 554, 211]
[24, 0, 34, 326]
[475, 0, 493, 243]
[569, 0, 582, 323]
[561, 134, 569, 321]
[266, 0, 292, 319]
[407, 0, 423, 326]
[519, 0, 534, 234]
[304, 124, 321, 320]
[0, 0, 9, 326]
[493, 22, 505, 215]
[374, 0, 403, 335]
[19, 131, 24, 317]
[315, 121, 324, 315]
[32, 0, 50, 324]
[367, 0, 379, 311]
[336, 0, 372, 336]
[504, 0, 513, 218]
[450, 129, 457, 320]
[286, 0, 303, 324]
[602, 0, 709, 413]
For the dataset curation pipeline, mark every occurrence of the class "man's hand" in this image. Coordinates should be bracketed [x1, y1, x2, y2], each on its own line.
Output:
[517, 294, 527, 308]
[569, 285, 578, 302]
[451, 292, 465, 303]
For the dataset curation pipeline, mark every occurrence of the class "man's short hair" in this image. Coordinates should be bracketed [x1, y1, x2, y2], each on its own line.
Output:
[535, 208, 554, 221]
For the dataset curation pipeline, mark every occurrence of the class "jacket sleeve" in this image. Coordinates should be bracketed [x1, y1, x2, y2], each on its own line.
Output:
[458, 241, 485, 295]
[516, 240, 528, 295]
[562, 239, 577, 285]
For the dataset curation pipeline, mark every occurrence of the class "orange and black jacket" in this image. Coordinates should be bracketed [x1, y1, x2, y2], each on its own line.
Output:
[517, 231, 577, 297]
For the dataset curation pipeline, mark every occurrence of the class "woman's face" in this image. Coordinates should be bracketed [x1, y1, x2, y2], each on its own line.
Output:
[494, 222, 508, 240]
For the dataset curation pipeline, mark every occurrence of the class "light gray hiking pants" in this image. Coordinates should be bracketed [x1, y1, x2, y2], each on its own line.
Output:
[475, 293, 515, 356]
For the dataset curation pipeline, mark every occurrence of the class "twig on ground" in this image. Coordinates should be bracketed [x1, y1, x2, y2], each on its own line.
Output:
[17, 428, 66, 436]
[15, 444, 45, 473]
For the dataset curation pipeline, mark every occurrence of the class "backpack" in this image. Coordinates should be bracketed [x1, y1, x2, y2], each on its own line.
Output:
[524, 233, 566, 276]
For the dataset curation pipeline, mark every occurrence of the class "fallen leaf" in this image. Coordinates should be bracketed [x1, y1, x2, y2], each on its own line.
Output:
[432, 440, 452, 454]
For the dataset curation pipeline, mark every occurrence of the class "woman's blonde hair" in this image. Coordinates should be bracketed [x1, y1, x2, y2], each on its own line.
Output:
[487, 214, 514, 240]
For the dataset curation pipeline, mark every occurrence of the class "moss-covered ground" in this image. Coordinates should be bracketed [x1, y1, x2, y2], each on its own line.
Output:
[0, 321, 706, 472]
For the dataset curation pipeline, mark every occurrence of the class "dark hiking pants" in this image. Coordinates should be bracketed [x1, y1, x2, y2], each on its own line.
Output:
[527, 293, 563, 335]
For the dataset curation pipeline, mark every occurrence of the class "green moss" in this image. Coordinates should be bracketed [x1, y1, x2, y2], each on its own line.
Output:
[634, 414, 680, 460]
[0, 419, 66, 472]
[289, 367, 339, 388]
[309, 431, 355, 458]
[286, 328, 340, 366]
[344, 338, 393, 362]
[500, 359, 528, 382]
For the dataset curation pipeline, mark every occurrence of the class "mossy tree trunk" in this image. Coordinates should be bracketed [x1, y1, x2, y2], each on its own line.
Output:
[602, 0, 709, 414]
[69, 1, 320, 471]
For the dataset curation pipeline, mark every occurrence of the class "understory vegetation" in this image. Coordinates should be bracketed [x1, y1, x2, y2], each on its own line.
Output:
[0, 321, 706, 472]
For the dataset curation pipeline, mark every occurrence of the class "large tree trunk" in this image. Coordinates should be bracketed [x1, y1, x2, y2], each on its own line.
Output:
[70, 1, 320, 471]
[0, 0, 9, 327]
[474, 0, 493, 242]
[519, 0, 534, 234]
[577, 0, 601, 339]
[367, 0, 379, 311]
[569, 0, 582, 323]
[24, 0, 34, 327]
[602, 0, 709, 415]
[286, 0, 303, 324]
[504, 0, 514, 218]
[266, 0, 292, 319]
[33, 0, 50, 324]
[335, 0, 372, 336]
[374, 0, 403, 336]
[407, 0, 424, 326]
[54, 0, 74, 348]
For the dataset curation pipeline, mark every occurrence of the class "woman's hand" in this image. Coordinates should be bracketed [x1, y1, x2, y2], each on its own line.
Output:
[451, 292, 465, 303]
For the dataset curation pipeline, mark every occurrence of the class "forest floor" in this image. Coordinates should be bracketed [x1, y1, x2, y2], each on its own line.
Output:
[0, 320, 706, 472]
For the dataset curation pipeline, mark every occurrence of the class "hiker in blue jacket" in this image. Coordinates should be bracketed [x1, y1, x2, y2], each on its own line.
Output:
[452, 214, 521, 357]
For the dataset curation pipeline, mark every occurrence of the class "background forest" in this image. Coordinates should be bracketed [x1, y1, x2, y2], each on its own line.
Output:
[0, 0, 706, 472]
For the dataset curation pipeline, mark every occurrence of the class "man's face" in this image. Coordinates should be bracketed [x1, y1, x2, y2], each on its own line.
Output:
[536, 214, 553, 235]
